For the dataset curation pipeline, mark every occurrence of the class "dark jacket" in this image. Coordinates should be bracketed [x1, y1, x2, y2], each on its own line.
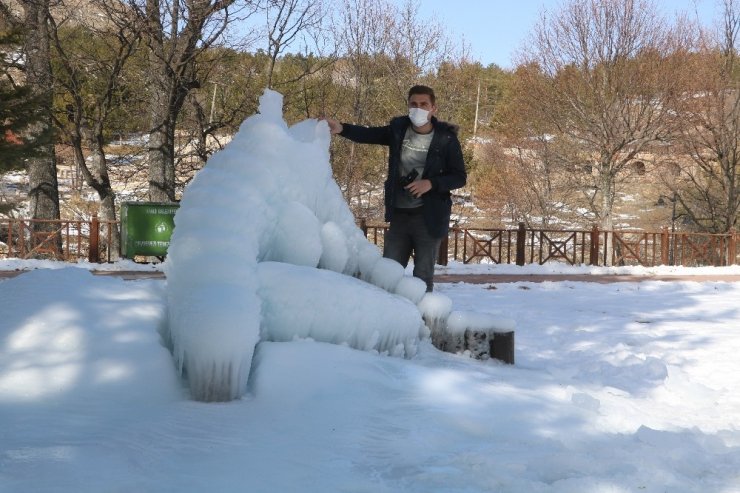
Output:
[339, 115, 467, 238]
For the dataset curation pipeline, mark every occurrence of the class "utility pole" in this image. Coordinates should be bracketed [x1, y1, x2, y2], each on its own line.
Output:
[209, 82, 221, 124]
[473, 80, 480, 140]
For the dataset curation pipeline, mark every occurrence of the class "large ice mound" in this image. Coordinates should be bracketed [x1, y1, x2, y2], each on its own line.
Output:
[163, 89, 426, 401]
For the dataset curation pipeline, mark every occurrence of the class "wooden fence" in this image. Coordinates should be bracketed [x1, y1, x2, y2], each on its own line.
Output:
[361, 221, 739, 267]
[0, 216, 118, 263]
[1, 217, 737, 267]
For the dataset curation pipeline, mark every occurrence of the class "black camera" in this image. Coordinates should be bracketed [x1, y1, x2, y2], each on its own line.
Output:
[399, 169, 419, 187]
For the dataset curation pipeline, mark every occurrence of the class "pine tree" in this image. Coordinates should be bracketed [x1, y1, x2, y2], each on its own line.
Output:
[0, 26, 45, 174]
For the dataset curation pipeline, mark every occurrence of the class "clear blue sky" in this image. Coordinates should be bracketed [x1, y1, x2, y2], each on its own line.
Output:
[403, 0, 721, 68]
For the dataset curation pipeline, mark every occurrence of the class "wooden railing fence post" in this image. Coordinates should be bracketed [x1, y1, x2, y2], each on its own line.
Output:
[438, 232, 449, 266]
[89, 214, 100, 263]
[18, 219, 26, 257]
[7, 219, 15, 257]
[730, 228, 737, 266]
[660, 227, 670, 266]
[516, 222, 526, 266]
[589, 225, 600, 266]
[453, 227, 459, 262]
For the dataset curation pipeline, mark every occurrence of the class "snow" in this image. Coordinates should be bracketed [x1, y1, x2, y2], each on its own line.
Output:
[417, 291, 453, 334]
[368, 256, 406, 291]
[256, 261, 423, 356]
[446, 310, 516, 333]
[0, 268, 181, 406]
[394, 275, 428, 304]
[0, 257, 163, 272]
[436, 261, 740, 276]
[2, 262, 740, 491]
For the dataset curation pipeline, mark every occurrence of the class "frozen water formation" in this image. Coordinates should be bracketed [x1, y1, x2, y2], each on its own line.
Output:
[163, 89, 438, 402]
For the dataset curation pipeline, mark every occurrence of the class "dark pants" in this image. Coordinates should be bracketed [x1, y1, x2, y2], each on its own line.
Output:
[383, 209, 442, 292]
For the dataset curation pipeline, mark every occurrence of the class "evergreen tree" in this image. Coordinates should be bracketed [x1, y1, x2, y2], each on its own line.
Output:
[0, 27, 45, 174]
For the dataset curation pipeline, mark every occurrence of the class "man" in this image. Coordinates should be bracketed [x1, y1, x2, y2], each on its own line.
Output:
[324, 85, 467, 291]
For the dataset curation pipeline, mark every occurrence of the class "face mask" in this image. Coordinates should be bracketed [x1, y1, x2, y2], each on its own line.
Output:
[408, 107, 430, 127]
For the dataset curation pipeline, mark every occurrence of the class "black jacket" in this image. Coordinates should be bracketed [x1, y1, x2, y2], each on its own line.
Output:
[339, 115, 467, 238]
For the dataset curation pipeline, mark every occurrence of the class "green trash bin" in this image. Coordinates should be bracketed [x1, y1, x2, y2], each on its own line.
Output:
[120, 202, 179, 258]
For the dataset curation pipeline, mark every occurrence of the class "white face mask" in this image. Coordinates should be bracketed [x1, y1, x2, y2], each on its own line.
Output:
[408, 107, 430, 127]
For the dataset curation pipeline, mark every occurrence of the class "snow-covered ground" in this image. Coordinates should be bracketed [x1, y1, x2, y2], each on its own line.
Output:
[1, 261, 740, 493]
[3, 256, 740, 277]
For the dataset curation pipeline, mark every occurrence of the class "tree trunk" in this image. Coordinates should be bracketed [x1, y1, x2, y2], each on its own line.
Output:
[599, 165, 615, 266]
[142, 0, 229, 203]
[21, 0, 60, 224]
[88, 141, 120, 260]
[147, 109, 177, 203]
[145, 0, 177, 203]
[69, 125, 121, 260]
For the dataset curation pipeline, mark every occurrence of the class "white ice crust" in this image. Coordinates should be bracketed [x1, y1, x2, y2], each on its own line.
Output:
[163, 90, 426, 401]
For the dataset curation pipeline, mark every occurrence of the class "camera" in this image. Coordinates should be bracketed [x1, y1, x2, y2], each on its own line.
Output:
[399, 169, 419, 187]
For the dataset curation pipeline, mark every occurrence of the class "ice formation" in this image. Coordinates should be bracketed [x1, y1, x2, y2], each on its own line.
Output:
[163, 89, 427, 402]
[257, 262, 422, 356]
[446, 311, 516, 333]
[417, 292, 454, 337]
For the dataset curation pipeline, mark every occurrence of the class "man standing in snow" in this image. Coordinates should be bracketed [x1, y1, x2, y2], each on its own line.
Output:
[324, 85, 467, 292]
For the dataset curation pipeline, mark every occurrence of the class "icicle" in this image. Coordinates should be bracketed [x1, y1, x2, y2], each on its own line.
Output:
[417, 292, 453, 347]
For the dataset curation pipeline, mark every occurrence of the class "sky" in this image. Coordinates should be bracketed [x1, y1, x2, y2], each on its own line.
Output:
[407, 0, 722, 68]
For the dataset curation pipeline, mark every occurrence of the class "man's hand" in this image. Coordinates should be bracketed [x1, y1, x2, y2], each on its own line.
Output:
[405, 179, 432, 198]
[320, 117, 343, 135]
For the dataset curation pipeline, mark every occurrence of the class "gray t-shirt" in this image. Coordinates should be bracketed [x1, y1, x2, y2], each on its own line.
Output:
[395, 127, 434, 208]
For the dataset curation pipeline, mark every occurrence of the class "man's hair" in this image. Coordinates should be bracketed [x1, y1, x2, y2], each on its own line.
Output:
[408, 85, 435, 105]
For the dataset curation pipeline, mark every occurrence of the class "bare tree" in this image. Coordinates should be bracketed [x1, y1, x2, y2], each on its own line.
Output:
[329, 0, 463, 216]
[380, 0, 453, 106]
[263, 0, 325, 89]
[330, 0, 394, 213]
[133, 0, 245, 202]
[17, 0, 61, 225]
[49, 0, 144, 257]
[670, 0, 739, 233]
[473, 133, 582, 228]
[514, 0, 691, 240]
[174, 0, 334, 191]
[433, 58, 481, 138]
[176, 48, 271, 186]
